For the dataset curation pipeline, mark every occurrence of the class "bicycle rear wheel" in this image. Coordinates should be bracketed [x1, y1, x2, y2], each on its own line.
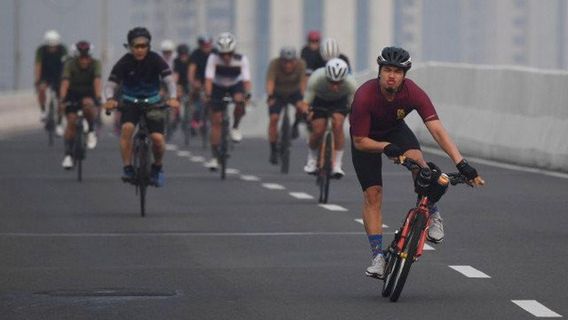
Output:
[318, 132, 333, 203]
[279, 109, 290, 174]
[389, 213, 426, 302]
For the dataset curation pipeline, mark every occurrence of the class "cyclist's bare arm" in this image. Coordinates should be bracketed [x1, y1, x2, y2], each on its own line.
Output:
[94, 77, 102, 101]
[59, 79, 69, 101]
[204, 78, 213, 99]
[34, 63, 42, 86]
[188, 63, 200, 89]
[352, 136, 392, 154]
[424, 119, 463, 165]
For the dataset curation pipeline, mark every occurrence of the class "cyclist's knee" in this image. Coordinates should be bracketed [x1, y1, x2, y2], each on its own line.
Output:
[150, 133, 165, 146]
[121, 123, 135, 136]
[364, 186, 383, 205]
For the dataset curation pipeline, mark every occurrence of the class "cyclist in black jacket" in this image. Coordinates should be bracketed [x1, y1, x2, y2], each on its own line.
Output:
[103, 27, 179, 187]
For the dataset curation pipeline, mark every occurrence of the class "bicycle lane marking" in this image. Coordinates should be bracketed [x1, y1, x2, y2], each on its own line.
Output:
[449, 265, 491, 278]
[511, 300, 562, 318]
[289, 192, 314, 200]
[318, 204, 348, 212]
[262, 183, 286, 190]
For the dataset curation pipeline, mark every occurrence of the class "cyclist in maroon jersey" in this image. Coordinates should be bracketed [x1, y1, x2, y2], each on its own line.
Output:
[349, 46, 484, 279]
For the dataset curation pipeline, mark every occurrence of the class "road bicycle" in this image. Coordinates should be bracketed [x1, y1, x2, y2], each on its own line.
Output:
[107, 95, 166, 217]
[179, 93, 192, 146]
[381, 157, 470, 302]
[310, 107, 346, 203]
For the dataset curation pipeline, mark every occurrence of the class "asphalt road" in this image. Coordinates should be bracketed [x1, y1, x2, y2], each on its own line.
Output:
[0, 125, 566, 319]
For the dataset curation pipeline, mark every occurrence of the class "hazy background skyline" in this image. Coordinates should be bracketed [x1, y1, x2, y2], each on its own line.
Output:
[1, 0, 567, 93]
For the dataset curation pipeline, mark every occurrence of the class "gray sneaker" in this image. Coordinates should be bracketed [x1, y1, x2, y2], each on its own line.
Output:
[427, 211, 444, 243]
[365, 254, 386, 279]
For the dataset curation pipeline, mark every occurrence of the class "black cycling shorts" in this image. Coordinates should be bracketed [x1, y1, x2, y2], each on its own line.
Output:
[64, 92, 96, 114]
[269, 91, 303, 115]
[210, 82, 245, 112]
[311, 96, 349, 120]
[351, 122, 421, 190]
[120, 104, 166, 134]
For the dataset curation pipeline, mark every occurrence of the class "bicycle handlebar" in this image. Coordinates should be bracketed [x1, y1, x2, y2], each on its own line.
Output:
[398, 156, 470, 186]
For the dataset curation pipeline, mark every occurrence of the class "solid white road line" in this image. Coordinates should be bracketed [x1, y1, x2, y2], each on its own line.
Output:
[449, 265, 491, 278]
[0, 231, 366, 237]
[319, 204, 348, 212]
[354, 219, 388, 228]
[240, 175, 260, 181]
[289, 192, 314, 200]
[511, 300, 562, 318]
[262, 183, 285, 190]
[176, 150, 191, 157]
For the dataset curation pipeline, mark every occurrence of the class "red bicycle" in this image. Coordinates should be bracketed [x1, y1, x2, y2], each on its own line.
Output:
[381, 157, 472, 302]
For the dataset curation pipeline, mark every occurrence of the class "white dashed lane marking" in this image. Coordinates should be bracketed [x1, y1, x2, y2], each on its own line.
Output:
[511, 300, 562, 318]
[289, 192, 314, 200]
[226, 168, 240, 175]
[262, 183, 286, 190]
[449, 265, 491, 278]
[176, 150, 191, 157]
[319, 204, 348, 212]
[191, 156, 206, 162]
[165, 144, 178, 151]
[240, 175, 260, 181]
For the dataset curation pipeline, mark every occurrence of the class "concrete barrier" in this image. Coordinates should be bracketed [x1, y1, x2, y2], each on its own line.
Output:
[354, 63, 568, 172]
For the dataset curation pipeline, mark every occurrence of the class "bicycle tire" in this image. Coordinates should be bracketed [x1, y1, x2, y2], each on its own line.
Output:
[137, 139, 151, 217]
[279, 109, 290, 174]
[75, 127, 84, 182]
[382, 232, 402, 297]
[183, 99, 191, 146]
[46, 99, 55, 146]
[389, 213, 426, 302]
[220, 115, 229, 180]
[319, 132, 333, 203]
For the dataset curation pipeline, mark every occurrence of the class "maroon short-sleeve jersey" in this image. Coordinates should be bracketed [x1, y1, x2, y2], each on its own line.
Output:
[349, 78, 439, 140]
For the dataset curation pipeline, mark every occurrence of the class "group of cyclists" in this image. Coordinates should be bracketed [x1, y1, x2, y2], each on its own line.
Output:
[34, 27, 484, 279]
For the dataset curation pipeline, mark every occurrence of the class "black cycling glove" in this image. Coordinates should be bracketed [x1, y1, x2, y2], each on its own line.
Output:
[383, 144, 403, 158]
[456, 159, 478, 180]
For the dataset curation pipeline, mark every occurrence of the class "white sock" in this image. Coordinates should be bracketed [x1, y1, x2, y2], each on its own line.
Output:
[335, 149, 344, 168]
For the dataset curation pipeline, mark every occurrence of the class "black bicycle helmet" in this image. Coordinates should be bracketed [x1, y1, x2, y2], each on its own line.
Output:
[177, 44, 190, 55]
[127, 27, 151, 44]
[377, 46, 412, 71]
[75, 40, 93, 57]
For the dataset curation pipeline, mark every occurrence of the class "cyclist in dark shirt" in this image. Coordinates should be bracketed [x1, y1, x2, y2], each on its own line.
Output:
[300, 30, 326, 76]
[35, 30, 68, 132]
[174, 44, 191, 96]
[350, 46, 484, 279]
[103, 27, 179, 187]
[188, 35, 214, 130]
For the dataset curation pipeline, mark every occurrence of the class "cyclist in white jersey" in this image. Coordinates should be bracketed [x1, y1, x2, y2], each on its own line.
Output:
[203, 32, 252, 170]
[301, 58, 357, 177]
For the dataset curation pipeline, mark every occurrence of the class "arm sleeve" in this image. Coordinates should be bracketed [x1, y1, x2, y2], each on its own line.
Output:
[162, 74, 177, 99]
[303, 76, 316, 105]
[204, 54, 215, 80]
[241, 56, 251, 81]
[104, 81, 118, 100]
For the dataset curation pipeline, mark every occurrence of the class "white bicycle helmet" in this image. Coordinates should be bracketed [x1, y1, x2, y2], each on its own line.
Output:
[325, 58, 349, 82]
[320, 38, 340, 61]
[44, 30, 61, 46]
[160, 39, 175, 52]
[216, 32, 237, 53]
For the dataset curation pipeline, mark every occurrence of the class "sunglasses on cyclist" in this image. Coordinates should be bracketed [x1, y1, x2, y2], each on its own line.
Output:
[131, 43, 149, 49]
